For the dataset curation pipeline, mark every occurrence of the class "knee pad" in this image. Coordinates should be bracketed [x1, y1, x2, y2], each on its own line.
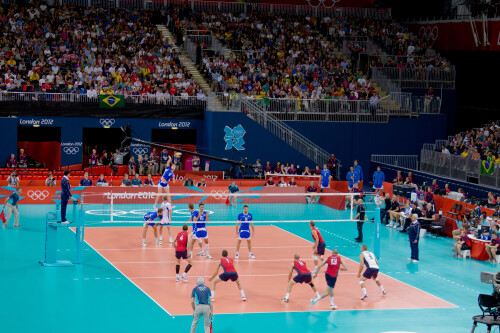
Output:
[375, 279, 379, 282]
[312, 255, 319, 261]
[359, 280, 365, 285]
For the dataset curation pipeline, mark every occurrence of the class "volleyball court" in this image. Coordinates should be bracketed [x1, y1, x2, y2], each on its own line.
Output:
[81, 189, 456, 315]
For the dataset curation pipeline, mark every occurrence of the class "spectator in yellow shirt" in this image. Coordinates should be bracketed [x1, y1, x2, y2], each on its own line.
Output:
[29, 72, 40, 82]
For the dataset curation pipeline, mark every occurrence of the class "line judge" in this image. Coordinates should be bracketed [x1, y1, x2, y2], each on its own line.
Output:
[60, 169, 73, 223]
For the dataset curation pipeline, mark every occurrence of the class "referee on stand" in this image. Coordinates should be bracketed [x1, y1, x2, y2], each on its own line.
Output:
[191, 277, 213, 333]
[60, 169, 73, 223]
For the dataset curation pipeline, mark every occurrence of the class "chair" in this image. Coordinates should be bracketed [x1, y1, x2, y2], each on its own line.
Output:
[456, 204, 464, 220]
[430, 217, 446, 238]
[446, 203, 460, 220]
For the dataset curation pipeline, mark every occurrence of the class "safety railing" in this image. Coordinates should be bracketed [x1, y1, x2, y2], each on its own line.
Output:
[0, 91, 207, 107]
[411, 96, 442, 114]
[372, 67, 456, 89]
[242, 98, 331, 167]
[371, 155, 419, 170]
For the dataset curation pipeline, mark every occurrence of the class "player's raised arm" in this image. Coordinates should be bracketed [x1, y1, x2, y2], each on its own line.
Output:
[209, 263, 221, 281]
[340, 258, 348, 271]
[357, 253, 364, 277]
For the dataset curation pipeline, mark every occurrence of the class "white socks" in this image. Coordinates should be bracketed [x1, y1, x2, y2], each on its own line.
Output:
[240, 290, 245, 297]
[362, 287, 367, 295]
[160, 235, 163, 241]
[211, 291, 215, 298]
[285, 292, 290, 299]
[205, 244, 210, 254]
[330, 296, 334, 306]
[142, 238, 146, 243]
[315, 292, 320, 298]
[380, 285, 385, 292]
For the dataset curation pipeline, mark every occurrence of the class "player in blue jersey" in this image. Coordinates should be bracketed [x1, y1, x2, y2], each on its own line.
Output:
[193, 203, 212, 259]
[320, 164, 332, 190]
[142, 208, 163, 247]
[235, 205, 256, 259]
[187, 203, 203, 258]
[154, 156, 175, 208]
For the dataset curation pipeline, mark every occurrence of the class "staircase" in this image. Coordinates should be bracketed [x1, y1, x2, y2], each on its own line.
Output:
[156, 25, 211, 94]
[241, 98, 330, 166]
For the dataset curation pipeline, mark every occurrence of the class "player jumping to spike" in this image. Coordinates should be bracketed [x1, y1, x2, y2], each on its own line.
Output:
[358, 245, 386, 300]
[209, 250, 246, 302]
[173, 224, 193, 282]
[310, 221, 326, 272]
[281, 254, 320, 303]
[311, 249, 348, 310]
[235, 205, 255, 259]
[158, 196, 173, 244]
[142, 208, 163, 247]
[155, 156, 175, 208]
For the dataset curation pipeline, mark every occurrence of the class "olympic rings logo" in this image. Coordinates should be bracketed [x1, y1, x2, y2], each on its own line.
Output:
[211, 190, 229, 200]
[63, 147, 80, 155]
[306, 0, 340, 9]
[99, 118, 115, 127]
[27, 190, 50, 200]
[419, 26, 439, 45]
[132, 148, 149, 155]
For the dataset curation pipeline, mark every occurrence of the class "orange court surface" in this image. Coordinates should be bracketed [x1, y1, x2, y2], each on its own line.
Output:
[83, 225, 456, 316]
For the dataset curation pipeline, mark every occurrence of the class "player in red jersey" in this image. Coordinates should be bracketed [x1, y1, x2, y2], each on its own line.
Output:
[281, 254, 321, 302]
[173, 224, 193, 283]
[208, 250, 246, 302]
[310, 221, 326, 272]
[311, 249, 348, 309]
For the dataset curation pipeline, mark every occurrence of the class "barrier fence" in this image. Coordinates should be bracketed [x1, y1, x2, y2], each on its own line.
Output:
[371, 155, 419, 170]
[371, 67, 456, 90]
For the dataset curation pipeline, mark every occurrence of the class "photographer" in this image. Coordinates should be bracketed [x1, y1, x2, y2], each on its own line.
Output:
[45, 173, 56, 186]
[7, 171, 19, 188]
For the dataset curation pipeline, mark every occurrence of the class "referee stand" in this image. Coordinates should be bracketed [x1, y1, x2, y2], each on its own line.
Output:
[40, 200, 85, 267]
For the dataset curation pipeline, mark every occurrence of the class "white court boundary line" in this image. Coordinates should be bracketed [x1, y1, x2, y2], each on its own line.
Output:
[114, 258, 320, 264]
[130, 273, 360, 279]
[68, 228, 175, 318]
[271, 225, 459, 309]
[96, 245, 312, 251]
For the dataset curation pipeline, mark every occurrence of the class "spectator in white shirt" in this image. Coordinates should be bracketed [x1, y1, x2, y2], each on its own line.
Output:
[442, 145, 450, 154]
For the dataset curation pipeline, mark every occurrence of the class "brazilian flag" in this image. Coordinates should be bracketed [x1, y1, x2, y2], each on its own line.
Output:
[99, 94, 125, 109]
[481, 158, 495, 175]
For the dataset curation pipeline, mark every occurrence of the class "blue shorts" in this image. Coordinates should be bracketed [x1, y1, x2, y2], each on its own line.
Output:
[143, 219, 156, 227]
[325, 273, 337, 288]
[157, 181, 169, 188]
[219, 272, 238, 282]
[293, 273, 312, 284]
[195, 228, 207, 239]
[175, 251, 188, 260]
[363, 268, 379, 280]
[238, 229, 251, 240]
[316, 242, 326, 256]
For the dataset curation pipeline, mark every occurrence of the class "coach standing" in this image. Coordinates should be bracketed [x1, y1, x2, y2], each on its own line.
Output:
[354, 198, 365, 243]
[191, 277, 213, 333]
[408, 214, 421, 263]
[60, 169, 73, 223]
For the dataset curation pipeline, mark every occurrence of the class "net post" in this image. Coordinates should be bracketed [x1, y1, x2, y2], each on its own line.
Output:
[374, 207, 381, 259]
[110, 191, 114, 222]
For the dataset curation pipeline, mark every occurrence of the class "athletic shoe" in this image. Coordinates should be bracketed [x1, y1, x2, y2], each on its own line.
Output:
[407, 258, 412, 261]
[175, 276, 180, 282]
[281, 298, 289, 303]
[197, 251, 206, 256]
[211, 297, 215, 302]
[387, 223, 393, 227]
[157, 240, 162, 245]
[60, 220, 71, 224]
[392, 224, 399, 229]
[206, 254, 213, 259]
[2, 224, 6, 229]
[412, 260, 419, 263]
[249, 253, 256, 259]
[242, 296, 247, 301]
[235, 253, 239, 259]
[182, 276, 188, 283]
[13, 225, 20, 228]
[330, 305, 338, 310]
[142, 242, 147, 247]
[360, 294, 368, 300]
[383, 290, 387, 296]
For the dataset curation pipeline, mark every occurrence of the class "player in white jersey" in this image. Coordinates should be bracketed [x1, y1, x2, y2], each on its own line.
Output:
[158, 196, 173, 244]
[358, 244, 386, 300]
[235, 205, 255, 259]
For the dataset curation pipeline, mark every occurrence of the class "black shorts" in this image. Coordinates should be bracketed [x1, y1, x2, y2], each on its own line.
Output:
[363, 268, 379, 280]
[175, 251, 188, 260]
[461, 244, 471, 251]
[316, 242, 326, 256]
[293, 273, 312, 284]
[325, 273, 337, 288]
[219, 272, 238, 282]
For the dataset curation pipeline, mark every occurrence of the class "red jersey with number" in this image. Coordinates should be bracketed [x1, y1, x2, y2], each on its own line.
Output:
[175, 231, 188, 252]
[325, 255, 341, 278]
[293, 260, 310, 274]
[311, 227, 324, 243]
[221, 257, 236, 273]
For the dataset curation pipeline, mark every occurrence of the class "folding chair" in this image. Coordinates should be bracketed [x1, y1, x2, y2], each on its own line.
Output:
[446, 203, 460, 220]
[430, 217, 446, 238]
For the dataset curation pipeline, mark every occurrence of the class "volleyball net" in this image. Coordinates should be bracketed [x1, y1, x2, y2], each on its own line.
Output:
[80, 187, 380, 225]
